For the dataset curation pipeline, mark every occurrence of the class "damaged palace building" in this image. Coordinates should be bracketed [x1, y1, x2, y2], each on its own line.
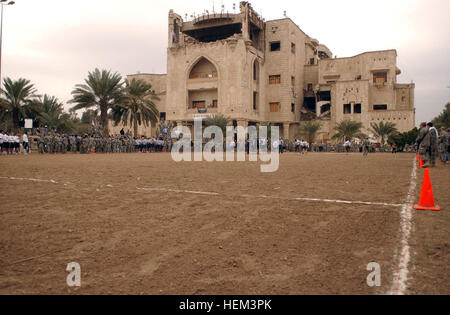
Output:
[123, 2, 415, 141]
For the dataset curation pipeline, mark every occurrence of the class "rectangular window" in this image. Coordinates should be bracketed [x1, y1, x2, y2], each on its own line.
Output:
[291, 42, 296, 54]
[253, 92, 258, 110]
[212, 100, 218, 108]
[269, 75, 281, 84]
[192, 101, 206, 108]
[307, 83, 313, 91]
[354, 104, 362, 114]
[310, 58, 315, 65]
[160, 112, 166, 121]
[373, 72, 387, 84]
[344, 104, 351, 114]
[291, 76, 295, 86]
[373, 104, 388, 111]
[270, 102, 280, 113]
[291, 103, 295, 113]
[270, 41, 281, 51]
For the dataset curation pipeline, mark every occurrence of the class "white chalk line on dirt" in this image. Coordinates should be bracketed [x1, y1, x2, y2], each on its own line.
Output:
[0, 176, 403, 208]
[0, 176, 69, 185]
[137, 187, 403, 208]
[388, 158, 417, 295]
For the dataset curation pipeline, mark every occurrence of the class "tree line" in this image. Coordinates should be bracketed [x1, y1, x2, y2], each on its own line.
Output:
[0, 68, 159, 136]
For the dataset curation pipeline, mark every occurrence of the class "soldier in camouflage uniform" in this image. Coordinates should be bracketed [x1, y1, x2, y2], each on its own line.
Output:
[416, 123, 431, 166]
[37, 134, 45, 154]
[80, 135, 88, 154]
[62, 135, 68, 154]
[439, 127, 449, 164]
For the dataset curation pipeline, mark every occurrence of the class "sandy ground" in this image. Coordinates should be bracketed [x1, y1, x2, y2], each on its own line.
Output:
[0, 152, 448, 295]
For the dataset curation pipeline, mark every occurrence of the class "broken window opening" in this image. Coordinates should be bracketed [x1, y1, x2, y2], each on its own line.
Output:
[270, 41, 281, 51]
[318, 51, 330, 59]
[373, 104, 388, 111]
[291, 42, 296, 54]
[317, 91, 331, 102]
[182, 23, 243, 43]
[343, 104, 352, 114]
[320, 103, 331, 115]
[249, 23, 263, 51]
[303, 97, 316, 113]
[291, 103, 295, 113]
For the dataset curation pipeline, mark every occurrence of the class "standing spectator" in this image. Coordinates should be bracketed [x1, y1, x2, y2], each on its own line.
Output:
[23, 132, 29, 154]
[416, 122, 430, 167]
[392, 143, 398, 155]
[363, 138, 371, 157]
[439, 127, 449, 164]
[427, 123, 438, 167]
[344, 139, 351, 154]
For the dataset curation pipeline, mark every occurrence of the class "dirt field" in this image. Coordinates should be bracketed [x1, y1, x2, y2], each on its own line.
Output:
[0, 152, 448, 295]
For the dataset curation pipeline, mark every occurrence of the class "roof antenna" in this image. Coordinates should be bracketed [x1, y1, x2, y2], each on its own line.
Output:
[283, 10, 287, 17]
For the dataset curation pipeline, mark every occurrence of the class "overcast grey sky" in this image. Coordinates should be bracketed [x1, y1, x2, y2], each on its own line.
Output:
[2, 0, 450, 125]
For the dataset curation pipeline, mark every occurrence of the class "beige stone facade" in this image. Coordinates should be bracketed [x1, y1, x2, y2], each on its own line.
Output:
[129, 1, 415, 142]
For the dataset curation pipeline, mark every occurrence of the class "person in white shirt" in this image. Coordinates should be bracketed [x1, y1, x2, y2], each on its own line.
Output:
[8, 133, 14, 154]
[14, 134, 20, 154]
[344, 140, 351, 154]
[23, 132, 29, 154]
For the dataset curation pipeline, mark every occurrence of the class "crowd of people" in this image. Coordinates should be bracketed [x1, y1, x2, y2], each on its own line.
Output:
[2, 125, 449, 162]
[0, 128, 172, 155]
[0, 131, 27, 155]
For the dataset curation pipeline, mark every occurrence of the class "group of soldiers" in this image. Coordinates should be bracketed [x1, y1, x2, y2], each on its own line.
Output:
[36, 133, 137, 154]
[416, 123, 449, 167]
[35, 133, 172, 154]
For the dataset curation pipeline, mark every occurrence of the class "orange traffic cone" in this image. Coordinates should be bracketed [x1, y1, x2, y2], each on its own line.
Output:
[419, 159, 424, 169]
[414, 169, 440, 211]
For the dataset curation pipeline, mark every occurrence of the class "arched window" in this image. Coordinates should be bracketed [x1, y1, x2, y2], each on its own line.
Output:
[189, 57, 218, 79]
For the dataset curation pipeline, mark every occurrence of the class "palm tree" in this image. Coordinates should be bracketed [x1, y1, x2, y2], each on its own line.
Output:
[33, 94, 75, 133]
[0, 77, 37, 131]
[296, 121, 321, 144]
[69, 68, 123, 135]
[370, 121, 398, 144]
[203, 114, 230, 136]
[332, 120, 364, 142]
[110, 78, 159, 137]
